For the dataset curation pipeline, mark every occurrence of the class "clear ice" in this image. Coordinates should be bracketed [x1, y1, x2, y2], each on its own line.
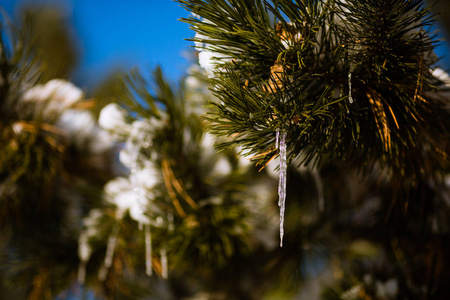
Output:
[277, 130, 287, 247]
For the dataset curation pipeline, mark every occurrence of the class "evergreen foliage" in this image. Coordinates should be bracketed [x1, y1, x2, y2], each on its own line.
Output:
[0, 8, 112, 299]
[178, 0, 449, 181]
[80, 66, 263, 299]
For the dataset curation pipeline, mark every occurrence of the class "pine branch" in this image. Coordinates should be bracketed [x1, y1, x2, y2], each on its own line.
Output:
[178, 0, 449, 181]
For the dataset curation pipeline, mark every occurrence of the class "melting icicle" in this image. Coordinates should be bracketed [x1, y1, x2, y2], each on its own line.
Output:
[77, 234, 91, 284]
[277, 130, 287, 247]
[98, 228, 118, 281]
[275, 129, 280, 149]
[160, 247, 168, 279]
[348, 71, 353, 104]
[155, 214, 174, 278]
[145, 224, 153, 276]
[312, 169, 324, 212]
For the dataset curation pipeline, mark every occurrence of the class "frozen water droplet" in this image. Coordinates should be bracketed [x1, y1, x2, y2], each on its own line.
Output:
[160, 247, 168, 279]
[277, 131, 287, 247]
[145, 224, 153, 276]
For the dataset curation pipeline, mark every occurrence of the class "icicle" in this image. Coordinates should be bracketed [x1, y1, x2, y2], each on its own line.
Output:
[160, 247, 168, 279]
[312, 169, 324, 212]
[348, 71, 353, 104]
[275, 129, 280, 149]
[78, 237, 91, 284]
[145, 224, 153, 276]
[77, 261, 87, 284]
[155, 214, 174, 279]
[77, 234, 91, 284]
[277, 130, 287, 247]
[98, 228, 118, 281]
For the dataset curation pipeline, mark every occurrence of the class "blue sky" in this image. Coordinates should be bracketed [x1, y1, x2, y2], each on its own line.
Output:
[70, 0, 193, 86]
[2, 0, 194, 88]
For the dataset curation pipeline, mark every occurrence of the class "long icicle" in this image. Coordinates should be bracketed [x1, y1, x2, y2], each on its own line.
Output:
[277, 129, 287, 247]
[160, 247, 168, 279]
[131, 137, 155, 276]
[98, 226, 118, 281]
[145, 224, 153, 276]
[77, 234, 90, 284]
[157, 213, 174, 279]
